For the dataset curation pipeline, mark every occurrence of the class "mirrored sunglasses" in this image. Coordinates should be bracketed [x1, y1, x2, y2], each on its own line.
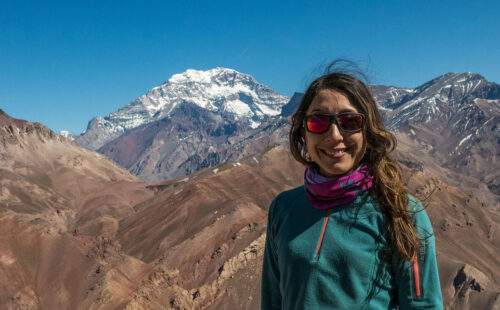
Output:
[304, 112, 365, 133]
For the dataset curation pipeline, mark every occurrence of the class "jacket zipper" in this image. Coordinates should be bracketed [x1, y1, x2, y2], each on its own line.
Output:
[315, 209, 331, 257]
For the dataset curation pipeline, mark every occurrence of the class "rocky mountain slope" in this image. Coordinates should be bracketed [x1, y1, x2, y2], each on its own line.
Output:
[74, 68, 289, 150]
[1, 109, 498, 309]
[0, 110, 160, 308]
[0, 110, 300, 309]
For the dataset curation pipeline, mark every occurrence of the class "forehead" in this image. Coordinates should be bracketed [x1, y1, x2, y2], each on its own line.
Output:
[307, 89, 358, 113]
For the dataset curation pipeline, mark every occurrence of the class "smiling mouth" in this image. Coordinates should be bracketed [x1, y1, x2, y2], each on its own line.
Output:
[321, 148, 348, 158]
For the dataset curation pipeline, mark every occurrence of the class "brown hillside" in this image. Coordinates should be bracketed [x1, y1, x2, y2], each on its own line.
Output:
[0, 109, 498, 309]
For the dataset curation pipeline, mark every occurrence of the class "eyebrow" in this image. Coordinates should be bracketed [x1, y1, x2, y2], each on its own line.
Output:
[309, 108, 357, 114]
[309, 108, 325, 113]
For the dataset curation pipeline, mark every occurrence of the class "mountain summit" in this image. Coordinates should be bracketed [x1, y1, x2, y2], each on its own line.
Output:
[75, 68, 289, 150]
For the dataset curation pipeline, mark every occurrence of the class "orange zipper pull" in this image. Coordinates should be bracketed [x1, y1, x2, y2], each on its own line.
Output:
[413, 254, 421, 297]
[315, 209, 331, 257]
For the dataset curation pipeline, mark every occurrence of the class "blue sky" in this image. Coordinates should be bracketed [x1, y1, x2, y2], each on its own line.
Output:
[1, 0, 499, 134]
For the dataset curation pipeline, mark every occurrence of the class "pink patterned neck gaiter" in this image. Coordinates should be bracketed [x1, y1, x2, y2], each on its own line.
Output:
[304, 164, 373, 210]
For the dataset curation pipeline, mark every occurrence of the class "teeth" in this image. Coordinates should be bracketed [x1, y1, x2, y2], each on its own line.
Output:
[325, 150, 345, 156]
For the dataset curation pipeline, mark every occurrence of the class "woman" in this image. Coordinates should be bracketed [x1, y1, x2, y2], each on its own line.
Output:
[261, 63, 443, 309]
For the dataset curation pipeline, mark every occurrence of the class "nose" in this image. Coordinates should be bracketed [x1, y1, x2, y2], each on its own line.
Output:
[325, 122, 343, 142]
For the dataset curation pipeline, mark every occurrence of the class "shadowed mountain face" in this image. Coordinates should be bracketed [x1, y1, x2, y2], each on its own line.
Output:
[97, 102, 290, 182]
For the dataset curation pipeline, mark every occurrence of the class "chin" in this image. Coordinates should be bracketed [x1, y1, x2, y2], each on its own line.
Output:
[318, 159, 362, 177]
[319, 167, 353, 177]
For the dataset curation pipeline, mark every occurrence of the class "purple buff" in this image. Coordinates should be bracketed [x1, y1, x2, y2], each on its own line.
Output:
[304, 164, 374, 210]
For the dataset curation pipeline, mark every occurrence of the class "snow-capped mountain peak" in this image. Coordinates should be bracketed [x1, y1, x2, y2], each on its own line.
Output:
[76, 68, 289, 150]
[168, 67, 248, 84]
[383, 72, 494, 129]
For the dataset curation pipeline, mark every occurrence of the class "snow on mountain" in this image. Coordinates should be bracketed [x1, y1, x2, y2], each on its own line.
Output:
[386, 72, 489, 129]
[368, 85, 416, 110]
[76, 68, 289, 150]
[378, 72, 499, 154]
[59, 130, 76, 140]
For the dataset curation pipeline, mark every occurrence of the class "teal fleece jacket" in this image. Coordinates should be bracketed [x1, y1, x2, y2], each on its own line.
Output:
[261, 186, 443, 309]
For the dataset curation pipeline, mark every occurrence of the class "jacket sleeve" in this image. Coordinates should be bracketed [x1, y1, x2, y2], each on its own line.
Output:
[261, 198, 282, 310]
[392, 200, 444, 309]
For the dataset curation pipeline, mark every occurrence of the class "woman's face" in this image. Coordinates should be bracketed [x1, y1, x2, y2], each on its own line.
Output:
[304, 89, 366, 177]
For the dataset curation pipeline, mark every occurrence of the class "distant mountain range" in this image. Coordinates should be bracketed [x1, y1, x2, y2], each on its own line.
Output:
[371, 72, 500, 204]
[67, 68, 499, 205]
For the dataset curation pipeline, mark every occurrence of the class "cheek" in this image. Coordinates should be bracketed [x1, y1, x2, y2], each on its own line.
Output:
[304, 132, 317, 147]
[303, 133, 319, 157]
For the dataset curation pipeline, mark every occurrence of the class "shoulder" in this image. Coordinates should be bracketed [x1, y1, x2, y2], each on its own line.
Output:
[268, 185, 307, 219]
[274, 185, 306, 204]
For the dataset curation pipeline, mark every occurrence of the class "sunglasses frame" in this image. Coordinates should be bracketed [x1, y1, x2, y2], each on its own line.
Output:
[303, 112, 365, 134]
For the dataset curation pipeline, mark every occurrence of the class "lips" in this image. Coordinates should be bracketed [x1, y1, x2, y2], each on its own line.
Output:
[321, 147, 348, 158]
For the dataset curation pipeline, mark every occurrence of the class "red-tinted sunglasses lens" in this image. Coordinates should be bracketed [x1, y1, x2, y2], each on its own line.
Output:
[305, 113, 364, 133]
[306, 115, 330, 133]
[337, 114, 364, 131]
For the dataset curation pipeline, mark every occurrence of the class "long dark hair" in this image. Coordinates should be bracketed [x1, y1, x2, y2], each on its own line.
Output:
[289, 60, 419, 261]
